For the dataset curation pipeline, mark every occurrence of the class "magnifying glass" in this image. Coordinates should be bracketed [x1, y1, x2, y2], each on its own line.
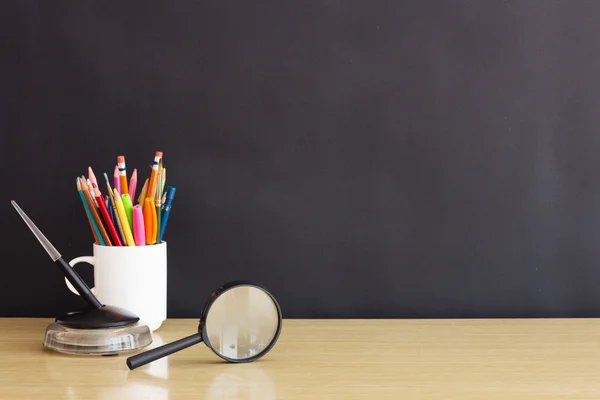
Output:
[126, 280, 282, 370]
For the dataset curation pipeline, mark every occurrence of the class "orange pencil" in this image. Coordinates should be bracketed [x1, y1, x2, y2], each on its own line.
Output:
[144, 151, 162, 208]
[118, 155, 129, 196]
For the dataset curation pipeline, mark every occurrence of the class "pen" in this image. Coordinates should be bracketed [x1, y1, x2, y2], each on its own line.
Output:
[121, 193, 134, 230]
[159, 186, 176, 242]
[113, 189, 135, 246]
[133, 205, 146, 246]
[143, 198, 156, 245]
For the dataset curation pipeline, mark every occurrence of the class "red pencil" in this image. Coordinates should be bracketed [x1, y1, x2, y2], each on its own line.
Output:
[92, 182, 123, 246]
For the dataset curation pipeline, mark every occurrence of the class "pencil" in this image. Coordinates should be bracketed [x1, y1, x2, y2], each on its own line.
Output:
[81, 178, 112, 246]
[118, 156, 129, 196]
[88, 166, 98, 187]
[138, 178, 148, 205]
[92, 182, 123, 246]
[76, 178, 100, 244]
[86, 178, 98, 208]
[105, 172, 127, 244]
[114, 165, 121, 195]
[108, 195, 126, 245]
[76, 178, 103, 245]
[113, 189, 135, 246]
[157, 158, 163, 197]
[155, 166, 162, 243]
[161, 167, 166, 195]
[144, 151, 162, 208]
[129, 168, 138, 200]
[88, 167, 99, 206]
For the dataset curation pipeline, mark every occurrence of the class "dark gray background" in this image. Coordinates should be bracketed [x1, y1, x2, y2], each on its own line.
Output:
[3, 1, 600, 318]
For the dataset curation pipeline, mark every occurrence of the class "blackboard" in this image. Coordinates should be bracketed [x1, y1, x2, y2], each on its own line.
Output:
[3, 0, 600, 318]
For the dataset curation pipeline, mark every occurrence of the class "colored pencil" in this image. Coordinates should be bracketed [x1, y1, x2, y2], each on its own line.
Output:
[92, 182, 123, 246]
[144, 151, 162, 207]
[105, 173, 127, 245]
[88, 166, 98, 188]
[77, 178, 104, 245]
[118, 156, 128, 196]
[86, 178, 98, 207]
[138, 178, 148, 205]
[77, 179, 100, 245]
[81, 178, 112, 246]
[78, 151, 173, 246]
[114, 165, 120, 195]
[129, 168, 138, 200]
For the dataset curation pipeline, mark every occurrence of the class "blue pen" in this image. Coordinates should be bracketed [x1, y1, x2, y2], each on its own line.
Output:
[159, 186, 176, 242]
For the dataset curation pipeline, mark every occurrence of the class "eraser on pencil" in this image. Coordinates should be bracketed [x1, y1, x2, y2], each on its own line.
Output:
[118, 155, 125, 163]
[155, 151, 163, 157]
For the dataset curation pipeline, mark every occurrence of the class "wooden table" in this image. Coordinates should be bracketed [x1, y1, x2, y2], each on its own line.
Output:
[1, 318, 599, 399]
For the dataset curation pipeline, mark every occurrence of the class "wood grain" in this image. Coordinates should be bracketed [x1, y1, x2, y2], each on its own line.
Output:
[1, 318, 600, 399]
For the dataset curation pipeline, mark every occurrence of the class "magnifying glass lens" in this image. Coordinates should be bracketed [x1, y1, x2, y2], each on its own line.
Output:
[126, 281, 282, 370]
[204, 285, 280, 361]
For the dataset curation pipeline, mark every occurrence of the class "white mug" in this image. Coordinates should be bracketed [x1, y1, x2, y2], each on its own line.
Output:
[65, 242, 167, 331]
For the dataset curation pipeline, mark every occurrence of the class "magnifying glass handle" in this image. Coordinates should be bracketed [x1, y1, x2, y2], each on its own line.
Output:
[126, 332, 203, 370]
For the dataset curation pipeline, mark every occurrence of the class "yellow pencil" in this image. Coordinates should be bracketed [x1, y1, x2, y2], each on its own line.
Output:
[138, 178, 148, 205]
[113, 189, 135, 246]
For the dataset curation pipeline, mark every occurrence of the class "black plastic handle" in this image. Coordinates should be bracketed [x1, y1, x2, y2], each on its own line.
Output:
[56, 257, 102, 309]
[127, 332, 203, 370]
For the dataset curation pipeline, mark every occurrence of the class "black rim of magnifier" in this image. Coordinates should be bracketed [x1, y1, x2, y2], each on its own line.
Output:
[199, 280, 283, 364]
[126, 280, 282, 369]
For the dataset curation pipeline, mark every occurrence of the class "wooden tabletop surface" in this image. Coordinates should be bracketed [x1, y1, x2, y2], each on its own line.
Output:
[1, 318, 600, 399]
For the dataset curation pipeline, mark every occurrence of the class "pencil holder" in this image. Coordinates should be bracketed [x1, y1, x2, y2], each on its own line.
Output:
[65, 242, 167, 331]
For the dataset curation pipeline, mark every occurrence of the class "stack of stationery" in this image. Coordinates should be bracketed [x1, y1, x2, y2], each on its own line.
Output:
[76, 151, 176, 246]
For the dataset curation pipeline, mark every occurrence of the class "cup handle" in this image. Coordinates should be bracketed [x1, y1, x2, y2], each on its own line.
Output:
[65, 256, 95, 296]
